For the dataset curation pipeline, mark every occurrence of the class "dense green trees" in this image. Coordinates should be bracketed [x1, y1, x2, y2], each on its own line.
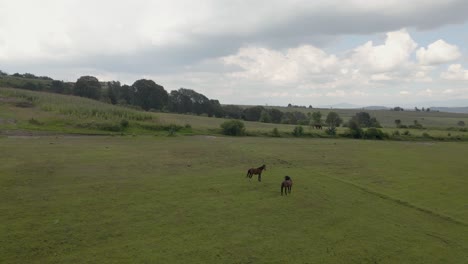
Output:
[74, 76, 101, 100]
[132, 79, 168, 111]
[348, 112, 381, 128]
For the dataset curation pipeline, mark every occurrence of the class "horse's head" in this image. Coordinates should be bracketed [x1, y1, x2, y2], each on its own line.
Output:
[285, 175, 291, 181]
[262, 164, 266, 170]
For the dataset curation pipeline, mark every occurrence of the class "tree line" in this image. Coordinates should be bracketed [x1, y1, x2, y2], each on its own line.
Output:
[0, 71, 383, 130]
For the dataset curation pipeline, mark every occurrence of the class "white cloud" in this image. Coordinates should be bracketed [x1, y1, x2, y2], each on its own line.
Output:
[223, 45, 338, 84]
[349, 29, 417, 73]
[222, 29, 428, 88]
[417, 39, 461, 65]
[441, 64, 468, 80]
[400, 91, 410, 95]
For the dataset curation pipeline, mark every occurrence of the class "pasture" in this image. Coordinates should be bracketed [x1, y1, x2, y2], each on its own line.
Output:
[1, 135, 467, 263]
[2, 88, 468, 140]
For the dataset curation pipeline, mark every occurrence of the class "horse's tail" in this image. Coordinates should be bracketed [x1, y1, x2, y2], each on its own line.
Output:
[246, 169, 251, 177]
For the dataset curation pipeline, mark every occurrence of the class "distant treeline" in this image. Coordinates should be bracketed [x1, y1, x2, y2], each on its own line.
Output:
[0, 70, 383, 127]
[0, 70, 322, 124]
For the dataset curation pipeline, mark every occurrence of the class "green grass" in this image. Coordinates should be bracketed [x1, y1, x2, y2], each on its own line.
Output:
[1, 136, 467, 263]
[2, 87, 468, 140]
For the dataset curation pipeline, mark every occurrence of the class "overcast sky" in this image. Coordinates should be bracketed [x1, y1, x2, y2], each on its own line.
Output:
[1, 0, 468, 107]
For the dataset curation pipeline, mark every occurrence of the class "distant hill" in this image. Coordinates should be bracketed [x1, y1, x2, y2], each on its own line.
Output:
[363, 106, 389, 110]
[430, 106, 468, 114]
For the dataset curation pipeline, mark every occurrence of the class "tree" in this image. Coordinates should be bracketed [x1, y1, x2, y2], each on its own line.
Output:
[74, 76, 101, 100]
[106, 81, 121, 104]
[458, 121, 465, 127]
[51, 80, 68, 94]
[325, 112, 343, 128]
[168, 90, 192, 113]
[132, 79, 168, 111]
[268, 109, 283, 123]
[242, 106, 264, 121]
[394, 119, 401, 128]
[347, 119, 364, 138]
[259, 109, 272, 123]
[208, 99, 224, 117]
[349, 112, 381, 128]
[118, 85, 134, 105]
[222, 105, 243, 119]
[311, 111, 322, 125]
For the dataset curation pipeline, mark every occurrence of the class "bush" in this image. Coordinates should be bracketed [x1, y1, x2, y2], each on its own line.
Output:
[325, 126, 336, 136]
[220, 120, 245, 136]
[120, 119, 129, 128]
[422, 132, 431, 138]
[292, 126, 304, 137]
[364, 128, 386, 140]
[392, 130, 400, 136]
[347, 120, 363, 138]
[403, 130, 411, 136]
[271, 127, 280, 137]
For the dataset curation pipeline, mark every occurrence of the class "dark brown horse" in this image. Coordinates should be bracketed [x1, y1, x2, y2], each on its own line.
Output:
[246, 164, 266, 182]
[314, 124, 322, 129]
[281, 176, 293, 195]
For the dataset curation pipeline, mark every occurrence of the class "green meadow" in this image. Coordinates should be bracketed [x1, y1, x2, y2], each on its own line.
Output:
[1, 136, 467, 263]
[1, 87, 468, 263]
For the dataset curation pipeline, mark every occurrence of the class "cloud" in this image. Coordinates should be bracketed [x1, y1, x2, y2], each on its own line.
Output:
[222, 29, 427, 87]
[417, 40, 461, 65]
[222, 45, 338, 84]
[441, 64, 468, 80]
[1, 0, 468, 69]
[349, 29, 417, 73]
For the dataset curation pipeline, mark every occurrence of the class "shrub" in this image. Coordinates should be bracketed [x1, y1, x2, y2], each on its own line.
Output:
[220, 120, 245, 136]
[325, 126, 336, 136]
[364, 128, 386, 140]
[422, 132, 431, 138]
[120, 119, 129, 128]
[292, 126, 304, 137]
[347, 120, 363, 138]
[403, 130, 411, 136]
[271, 127, 280, 137]
[392, 130, 400, 136]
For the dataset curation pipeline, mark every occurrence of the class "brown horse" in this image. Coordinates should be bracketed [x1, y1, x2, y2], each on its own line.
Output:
[281, 176, 293, 195]
[246, 164, 266, 182]
[314, 124, 322, 129]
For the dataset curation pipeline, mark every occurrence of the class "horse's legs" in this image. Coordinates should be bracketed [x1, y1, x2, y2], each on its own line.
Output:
[281, 185, 283, 195]
[258, 173, 261, 182]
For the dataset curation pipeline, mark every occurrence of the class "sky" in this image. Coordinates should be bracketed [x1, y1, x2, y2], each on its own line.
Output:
[1, 0, 468, 107]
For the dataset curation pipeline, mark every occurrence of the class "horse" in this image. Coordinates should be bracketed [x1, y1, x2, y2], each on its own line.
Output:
[281, 176, 293, 195]
[246, 164, 266, 182]
[314, 124, 322, 130]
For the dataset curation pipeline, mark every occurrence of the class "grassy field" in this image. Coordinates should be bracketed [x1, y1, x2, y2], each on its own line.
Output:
[2, 88, 468, 141]
[1, 135, 467, 263]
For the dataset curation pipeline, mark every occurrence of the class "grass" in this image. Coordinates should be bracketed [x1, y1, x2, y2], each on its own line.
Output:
[1, 136, 467, 263]
[2, 87, 468, 140]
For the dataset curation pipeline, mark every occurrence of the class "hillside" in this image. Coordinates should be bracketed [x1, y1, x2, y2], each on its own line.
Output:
[2, 87, 468, 141]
